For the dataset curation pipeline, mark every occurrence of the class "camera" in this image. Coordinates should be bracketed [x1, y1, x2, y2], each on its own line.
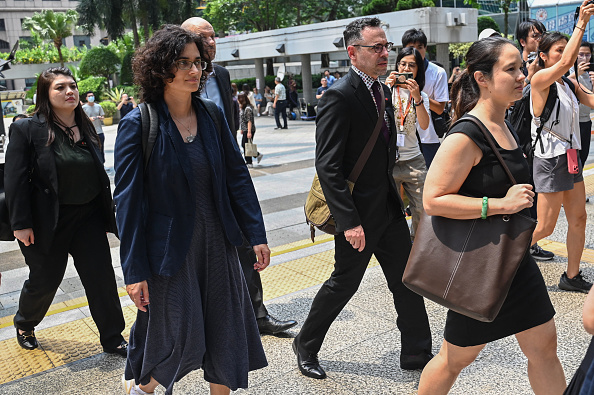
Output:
[394, 72, 413, 85]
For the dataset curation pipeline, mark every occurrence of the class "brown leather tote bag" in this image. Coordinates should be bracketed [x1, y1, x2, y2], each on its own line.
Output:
[402, 116, 537, 323]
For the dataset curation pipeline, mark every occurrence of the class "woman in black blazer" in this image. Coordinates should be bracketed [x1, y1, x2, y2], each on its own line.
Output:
[5, 67, 127, 356]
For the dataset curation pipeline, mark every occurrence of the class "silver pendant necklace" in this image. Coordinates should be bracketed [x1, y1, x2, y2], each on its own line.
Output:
[171, 109, 196, 143]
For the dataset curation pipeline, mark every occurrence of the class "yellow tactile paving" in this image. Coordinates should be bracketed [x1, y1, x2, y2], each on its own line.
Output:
[270, 234, 333, 256]
[0, 289, 129, 330]
[538, 239, 594, 262]
[585, 174, 594, 197]
[0, 339, 54, 384]
[40, 318, 104, 367]
[0, 229, 588, 384]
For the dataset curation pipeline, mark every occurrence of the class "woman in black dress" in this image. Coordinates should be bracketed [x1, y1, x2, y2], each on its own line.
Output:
[418, 36, 565, 394]
[115, 26, 269, 395]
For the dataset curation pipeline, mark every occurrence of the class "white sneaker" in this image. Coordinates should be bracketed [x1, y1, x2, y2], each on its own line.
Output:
[122, 374, 134, 394]
[131, 385, 154, 395]
[256, 153, 264, 164]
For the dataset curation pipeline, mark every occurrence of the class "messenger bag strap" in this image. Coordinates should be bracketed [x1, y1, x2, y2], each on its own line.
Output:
[459, 116, 517, 185]
[347, 84, 386, 183]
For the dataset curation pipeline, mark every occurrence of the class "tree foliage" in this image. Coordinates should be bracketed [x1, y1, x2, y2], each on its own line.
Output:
[77, 0, 195, 46]
[478, 16, 500, 33]
[79, 46, 121, 81]
[204, 0, 365, 34]
[396, 0, 434, 11]
[362, 0, 396, 15]
[21, 10, 78, 67]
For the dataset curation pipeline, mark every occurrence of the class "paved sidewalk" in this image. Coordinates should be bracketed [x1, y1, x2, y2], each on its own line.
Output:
[0, 114, 594, 394]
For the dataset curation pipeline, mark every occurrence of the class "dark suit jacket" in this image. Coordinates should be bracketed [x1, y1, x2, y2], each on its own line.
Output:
[315, 68, 404, 233]
[5, 113, 118, 253]
[114, 97, 267, 284]
[213, 64, 235, 132]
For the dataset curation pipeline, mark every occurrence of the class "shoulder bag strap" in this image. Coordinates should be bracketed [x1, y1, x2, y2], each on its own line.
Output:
[347, 85, 386, 183]
[139, 102, 159, 170]
[459, 116, 517, 185]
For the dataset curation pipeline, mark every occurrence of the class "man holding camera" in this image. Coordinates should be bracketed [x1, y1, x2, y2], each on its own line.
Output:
[516, 19, 546, 82]
[117, 93, 137, 119]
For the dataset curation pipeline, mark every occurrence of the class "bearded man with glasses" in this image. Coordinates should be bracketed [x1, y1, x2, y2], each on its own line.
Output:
[292, 17, 433, 380]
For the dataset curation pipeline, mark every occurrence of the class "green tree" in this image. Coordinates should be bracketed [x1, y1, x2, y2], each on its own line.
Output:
[204, 0, 364, 34]
[478, 16, 501, 34]
[21, 10, 78, 67]
[79, 46, 121, 81]
[362, 0, 396, 15]
[396, 0, 435, 11]
[77, 0, 195, 46]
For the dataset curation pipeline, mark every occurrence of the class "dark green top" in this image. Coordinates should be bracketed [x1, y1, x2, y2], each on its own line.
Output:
[52, 127, 102, 205]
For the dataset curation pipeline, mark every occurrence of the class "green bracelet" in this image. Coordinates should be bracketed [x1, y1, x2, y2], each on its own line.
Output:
[481, 197, 488, 220]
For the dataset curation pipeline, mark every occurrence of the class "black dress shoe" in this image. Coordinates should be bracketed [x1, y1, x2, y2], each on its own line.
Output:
[103, 340, 128, 357]
[16, 328, 38, 350]
[257, 315, 297, 335]
[400, 351, 434, 370]
[292, 340, 326, 379]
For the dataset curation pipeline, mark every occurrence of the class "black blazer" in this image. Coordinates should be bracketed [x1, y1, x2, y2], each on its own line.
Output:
[5, 113, 118, 253]
[213, 64, 235, 132]
[315, 68, 404, 233]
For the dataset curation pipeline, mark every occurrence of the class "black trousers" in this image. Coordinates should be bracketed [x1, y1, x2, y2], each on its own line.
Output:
[98, 132, 105, 164]
[236, 239, 268, 319]
[241, 130, 259, 165]
[14, 198, 125, 349]
[274, 100, 288, 128]
[295, 216, 432, 356]
[580, 120, 591, 167]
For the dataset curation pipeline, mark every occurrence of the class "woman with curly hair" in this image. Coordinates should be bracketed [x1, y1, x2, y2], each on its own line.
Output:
[115, 25, 269, 395]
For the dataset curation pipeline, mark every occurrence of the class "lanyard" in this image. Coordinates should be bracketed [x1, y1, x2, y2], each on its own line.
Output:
[396, 86, 413, 132]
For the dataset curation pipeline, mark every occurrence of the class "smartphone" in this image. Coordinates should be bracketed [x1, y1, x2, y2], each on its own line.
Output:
[394, 72, 413, 85]
[587, 63, 594, 72]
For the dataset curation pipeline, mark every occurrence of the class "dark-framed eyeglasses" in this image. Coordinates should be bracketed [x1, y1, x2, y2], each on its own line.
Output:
[175, 59, 208, 71]
[398, 62, 417, 69]
[353, 42, 394, 53]
[530, 33, 543, 41]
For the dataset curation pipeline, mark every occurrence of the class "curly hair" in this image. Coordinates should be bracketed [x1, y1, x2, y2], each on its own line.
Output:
[132, 25, 212, 103]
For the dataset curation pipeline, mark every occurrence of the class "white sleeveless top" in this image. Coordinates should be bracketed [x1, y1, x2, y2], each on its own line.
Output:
[529, 80, 581, 159]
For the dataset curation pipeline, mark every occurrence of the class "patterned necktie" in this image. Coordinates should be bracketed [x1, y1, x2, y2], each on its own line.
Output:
[371, 81, 390, 143]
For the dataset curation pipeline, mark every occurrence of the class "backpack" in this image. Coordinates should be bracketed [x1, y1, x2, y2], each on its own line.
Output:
[139, 97, 221, 168]
[507, 76, 575, 165]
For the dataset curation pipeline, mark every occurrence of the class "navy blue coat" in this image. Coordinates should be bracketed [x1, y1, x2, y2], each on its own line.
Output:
[114, 98, 267, 284]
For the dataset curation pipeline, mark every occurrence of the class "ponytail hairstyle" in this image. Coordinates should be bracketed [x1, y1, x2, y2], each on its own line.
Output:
[450, 36, 515, 123]
[536, 31, 568, 68]
[35, 67, 99, 147]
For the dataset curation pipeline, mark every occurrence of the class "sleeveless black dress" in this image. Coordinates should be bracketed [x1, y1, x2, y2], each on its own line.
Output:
[443, 115, 555, 347]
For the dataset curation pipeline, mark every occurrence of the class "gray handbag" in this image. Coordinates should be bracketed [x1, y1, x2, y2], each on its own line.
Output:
[244, 139, 258, 157]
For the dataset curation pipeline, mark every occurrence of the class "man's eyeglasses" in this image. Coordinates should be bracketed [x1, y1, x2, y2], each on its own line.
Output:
[530, 33, 543, 41]
[398, 62, 417, 69]
[353, 42, 394, 53]
[175, 60, 208, 71]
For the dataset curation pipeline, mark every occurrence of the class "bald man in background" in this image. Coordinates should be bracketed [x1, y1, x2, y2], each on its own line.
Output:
[181, 17, 297, 336]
